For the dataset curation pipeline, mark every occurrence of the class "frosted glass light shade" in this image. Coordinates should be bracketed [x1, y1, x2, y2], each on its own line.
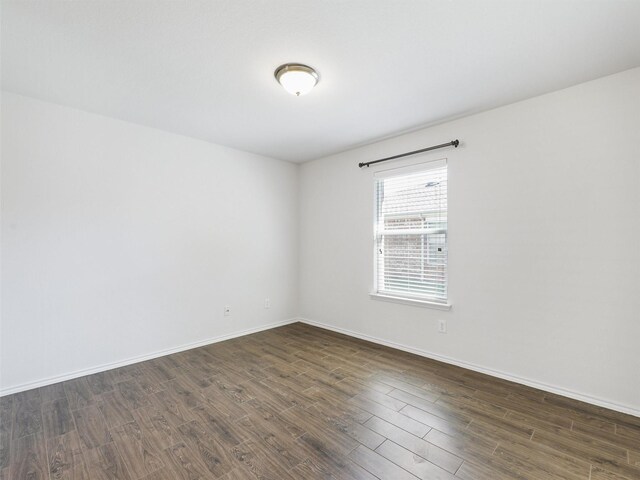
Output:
[274, 64, 319, 96]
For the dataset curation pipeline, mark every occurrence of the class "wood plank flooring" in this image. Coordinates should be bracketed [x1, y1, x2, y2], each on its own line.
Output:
[1, 322, 639, 479]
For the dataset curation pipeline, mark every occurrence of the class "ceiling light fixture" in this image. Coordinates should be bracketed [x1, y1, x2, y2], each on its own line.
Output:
[274, 63, 319, 96]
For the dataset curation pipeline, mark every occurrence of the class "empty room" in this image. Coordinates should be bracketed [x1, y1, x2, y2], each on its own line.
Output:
[1, 1, 639, 479]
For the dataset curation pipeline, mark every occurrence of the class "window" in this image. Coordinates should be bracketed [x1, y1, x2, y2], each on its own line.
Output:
[373, 160, 448, 305]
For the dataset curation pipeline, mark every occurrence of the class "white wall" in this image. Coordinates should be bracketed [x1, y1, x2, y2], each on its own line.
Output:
[0, 92, 299, 393]
[3, 68, 639, 415]
[299, 68, 640, 414]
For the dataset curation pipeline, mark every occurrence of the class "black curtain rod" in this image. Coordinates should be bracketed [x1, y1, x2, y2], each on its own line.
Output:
[358, 139, 459, 168]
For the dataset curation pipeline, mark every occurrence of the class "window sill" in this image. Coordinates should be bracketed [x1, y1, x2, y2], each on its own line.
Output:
[369, 292, 452, 311]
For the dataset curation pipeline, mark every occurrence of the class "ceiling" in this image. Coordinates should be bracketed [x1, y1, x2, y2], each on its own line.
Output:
[2, 1, 640, 163]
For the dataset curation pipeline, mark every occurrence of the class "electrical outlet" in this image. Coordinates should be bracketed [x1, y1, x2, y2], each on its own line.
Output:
[438, 319, 447, 334]
[224, 305, 231, 316]
[264, 298, 271, 309]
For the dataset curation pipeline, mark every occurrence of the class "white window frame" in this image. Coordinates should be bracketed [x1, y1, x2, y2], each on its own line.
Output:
[370, 159, 451, 310]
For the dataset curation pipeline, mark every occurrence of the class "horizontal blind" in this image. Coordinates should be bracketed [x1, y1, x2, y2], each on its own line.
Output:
[375, 163, 448, 302]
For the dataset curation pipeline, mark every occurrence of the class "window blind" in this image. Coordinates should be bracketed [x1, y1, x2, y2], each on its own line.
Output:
[374, 161, 448, 303]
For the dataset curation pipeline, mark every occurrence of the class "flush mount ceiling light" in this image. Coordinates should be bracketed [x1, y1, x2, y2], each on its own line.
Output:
[274, 63, 319, 96]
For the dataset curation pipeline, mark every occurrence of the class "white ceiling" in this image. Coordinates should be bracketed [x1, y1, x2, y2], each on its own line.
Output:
[2, 1, 640, 163]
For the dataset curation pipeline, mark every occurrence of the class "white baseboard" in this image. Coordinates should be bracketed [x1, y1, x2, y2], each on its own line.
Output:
[0, 318, 297, 397]
[298, 317, 640, 419]
[6, 316, 638, 418]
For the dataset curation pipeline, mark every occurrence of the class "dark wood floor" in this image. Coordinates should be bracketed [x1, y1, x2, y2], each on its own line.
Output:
[1, 323, 639, 480]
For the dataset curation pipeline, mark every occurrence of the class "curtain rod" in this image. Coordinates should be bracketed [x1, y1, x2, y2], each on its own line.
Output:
[358, 139, 459, 168]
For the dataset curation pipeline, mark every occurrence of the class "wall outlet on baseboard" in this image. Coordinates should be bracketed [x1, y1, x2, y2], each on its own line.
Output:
[264, 298, 271, 309]
[224, 305, 231, 316]
[438, 319, 447, 334]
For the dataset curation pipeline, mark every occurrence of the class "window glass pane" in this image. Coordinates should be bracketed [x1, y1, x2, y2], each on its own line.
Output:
[375, 163, 447, 302]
